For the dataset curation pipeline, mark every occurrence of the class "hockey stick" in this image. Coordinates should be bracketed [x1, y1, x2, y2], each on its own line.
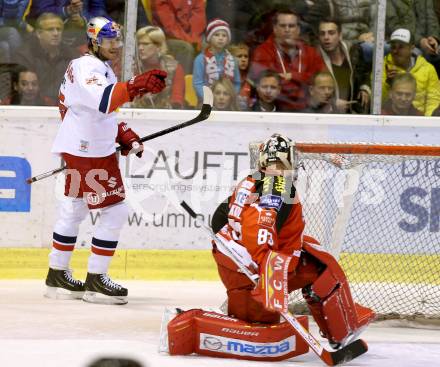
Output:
[180, 200, 368, 366]
[26, 86, 214, 184]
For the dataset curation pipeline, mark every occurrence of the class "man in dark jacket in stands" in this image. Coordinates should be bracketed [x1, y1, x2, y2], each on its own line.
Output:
[13, 12, 78, 101]
[251, 70, 281, 112]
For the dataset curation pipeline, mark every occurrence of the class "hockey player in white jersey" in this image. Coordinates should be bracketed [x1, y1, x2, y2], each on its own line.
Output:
[45, 16, 167, 304]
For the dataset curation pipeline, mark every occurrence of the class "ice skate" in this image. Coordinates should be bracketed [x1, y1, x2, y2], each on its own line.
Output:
[82, 273, 128, 305]
[45, 268, 85, 300]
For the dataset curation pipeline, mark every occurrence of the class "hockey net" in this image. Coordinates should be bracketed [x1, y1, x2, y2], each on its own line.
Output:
[249, 142, 440, 321]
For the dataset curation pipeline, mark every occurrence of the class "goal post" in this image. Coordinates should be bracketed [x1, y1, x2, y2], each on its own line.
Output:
[249, 141, 440, 320]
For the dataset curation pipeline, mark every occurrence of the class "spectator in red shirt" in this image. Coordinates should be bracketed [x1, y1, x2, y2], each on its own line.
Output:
[249, 8, 325, 111]
[151, 0, 206, 74]
[0, 66, 55, 106]
[132, 26, 185, 109]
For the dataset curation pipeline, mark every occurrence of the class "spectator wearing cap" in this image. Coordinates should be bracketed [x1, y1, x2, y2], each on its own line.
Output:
[382, 28, 440, 116]
[249, 9, 325, 112]
[386, 0, 440, 76]
[205, 0, 269, 44]
[151, 0, 206, 74]
[192, 18, 240, 102]
[381, 73, 422, 116]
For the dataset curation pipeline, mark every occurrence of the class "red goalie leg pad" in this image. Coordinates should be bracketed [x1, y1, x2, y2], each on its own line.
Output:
[167, 309, 201, 355]
[302, 242, 376, 345]
[168, 309, 309, 361]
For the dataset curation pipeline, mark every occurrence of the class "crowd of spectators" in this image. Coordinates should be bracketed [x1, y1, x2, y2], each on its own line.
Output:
[1, 0, 440, 116]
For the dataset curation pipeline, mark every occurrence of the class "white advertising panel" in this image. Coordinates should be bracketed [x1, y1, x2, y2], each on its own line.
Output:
[0, 107, 439, 251]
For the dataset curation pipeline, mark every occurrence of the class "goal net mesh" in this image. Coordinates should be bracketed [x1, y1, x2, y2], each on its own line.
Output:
[249, 142, 440, 320]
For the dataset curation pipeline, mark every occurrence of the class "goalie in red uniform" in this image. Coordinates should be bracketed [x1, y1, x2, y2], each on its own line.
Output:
[167, 134, 375, 361]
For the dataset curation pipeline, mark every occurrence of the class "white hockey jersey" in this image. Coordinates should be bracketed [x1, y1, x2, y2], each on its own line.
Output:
[51, 54, 119, 157]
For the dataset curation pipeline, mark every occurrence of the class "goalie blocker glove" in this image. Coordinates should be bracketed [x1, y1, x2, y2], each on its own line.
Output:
[117, 122, 143, 157]
[126, 69, 167, 101]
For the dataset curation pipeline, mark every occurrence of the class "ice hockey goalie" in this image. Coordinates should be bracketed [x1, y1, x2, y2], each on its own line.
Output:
[166, 134, 376, 361]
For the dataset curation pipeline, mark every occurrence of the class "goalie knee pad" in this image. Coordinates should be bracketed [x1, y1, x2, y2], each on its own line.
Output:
[227, 288, 281, 324]
[302, 242, 375, 347]
[167, 309, 309, 361]
[212, 248, 280, 324]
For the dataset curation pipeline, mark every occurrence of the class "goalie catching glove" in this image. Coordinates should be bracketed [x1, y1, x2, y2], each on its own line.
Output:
[117, 122, 143, 157]
[126, 69, 167, 101]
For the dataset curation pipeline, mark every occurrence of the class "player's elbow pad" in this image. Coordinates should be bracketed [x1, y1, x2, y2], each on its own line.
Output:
[99, 82, 130, 114]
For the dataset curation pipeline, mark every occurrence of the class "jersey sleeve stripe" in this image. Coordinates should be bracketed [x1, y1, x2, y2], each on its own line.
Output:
[99, 84, 114, 113]
[99, 82, 131, 114]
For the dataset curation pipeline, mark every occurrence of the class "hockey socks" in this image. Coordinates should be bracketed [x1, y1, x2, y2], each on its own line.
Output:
[49, 232, 76, 270]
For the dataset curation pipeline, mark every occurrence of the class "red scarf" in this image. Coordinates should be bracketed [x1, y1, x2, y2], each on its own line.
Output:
[204, 48, 235, 86]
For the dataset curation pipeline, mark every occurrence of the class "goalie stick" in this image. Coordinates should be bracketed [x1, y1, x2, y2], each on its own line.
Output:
[26, 86, 214, 184]
[179, 200, 368, 366]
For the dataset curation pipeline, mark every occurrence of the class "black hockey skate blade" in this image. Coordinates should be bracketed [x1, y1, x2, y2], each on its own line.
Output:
[330, 339, 368, 365]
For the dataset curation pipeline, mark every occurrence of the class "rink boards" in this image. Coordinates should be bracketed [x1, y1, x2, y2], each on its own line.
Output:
[1, 107, 440, 253]
[1, 248, 438, 285]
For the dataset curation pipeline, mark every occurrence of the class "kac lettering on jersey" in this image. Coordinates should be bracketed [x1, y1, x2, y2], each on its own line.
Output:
[229, 204, 243, 218]
[260, 194, 283, 210]
[0, 156, 31, 212]
[235, 189, 250, 206]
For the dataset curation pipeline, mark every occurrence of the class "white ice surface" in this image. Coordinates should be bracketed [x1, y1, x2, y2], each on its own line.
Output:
[1, 280, 439, 367]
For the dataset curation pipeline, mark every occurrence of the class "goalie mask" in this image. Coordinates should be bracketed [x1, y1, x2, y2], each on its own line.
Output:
[258, 133, 295, 170]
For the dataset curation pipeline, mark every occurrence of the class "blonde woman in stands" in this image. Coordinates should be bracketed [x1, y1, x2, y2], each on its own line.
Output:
[212, 77, 240, 111]
[133, 26, 185, 109]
